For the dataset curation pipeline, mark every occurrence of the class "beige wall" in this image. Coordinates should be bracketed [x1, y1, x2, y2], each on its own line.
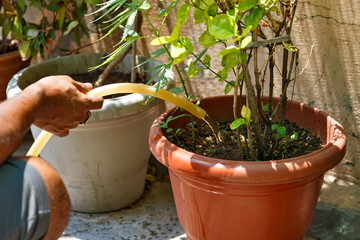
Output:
[42, 0, 360, 210]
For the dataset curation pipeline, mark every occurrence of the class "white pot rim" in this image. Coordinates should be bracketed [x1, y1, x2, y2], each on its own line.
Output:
[7, 53, 174, 120]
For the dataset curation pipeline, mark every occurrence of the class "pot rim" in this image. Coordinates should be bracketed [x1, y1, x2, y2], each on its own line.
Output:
[7, 53, 174, 120]
[149, 95, 347, 184]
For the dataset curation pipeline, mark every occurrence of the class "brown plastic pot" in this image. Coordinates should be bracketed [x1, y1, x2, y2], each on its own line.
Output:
[149, 95, 346, 240]
[0, 50, 30, 101]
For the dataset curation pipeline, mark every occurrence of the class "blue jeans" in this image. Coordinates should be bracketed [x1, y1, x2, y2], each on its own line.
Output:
[0, 158, 50, 240]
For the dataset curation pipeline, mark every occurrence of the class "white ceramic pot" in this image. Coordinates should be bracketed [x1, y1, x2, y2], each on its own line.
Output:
[7, 53, 173, 213]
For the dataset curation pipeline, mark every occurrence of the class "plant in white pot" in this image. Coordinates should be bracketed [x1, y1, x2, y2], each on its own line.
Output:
[0, 0, 91, 100]
[7, 0, 176, 213]
[97, 0, 347, 239]
[7, 53, 174, 213]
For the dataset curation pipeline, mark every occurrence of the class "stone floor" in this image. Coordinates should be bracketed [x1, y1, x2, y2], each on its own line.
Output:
[14, 132, 360, 240]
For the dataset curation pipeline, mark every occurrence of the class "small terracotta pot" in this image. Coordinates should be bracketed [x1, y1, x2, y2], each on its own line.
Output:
[149, 95, 346, 240]
[0, 50, 30, 101]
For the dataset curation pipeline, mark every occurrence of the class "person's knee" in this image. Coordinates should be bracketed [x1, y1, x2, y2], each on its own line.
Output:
[22, 156, 70, 240]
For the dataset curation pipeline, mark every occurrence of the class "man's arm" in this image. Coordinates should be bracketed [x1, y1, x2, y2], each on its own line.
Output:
[0, 76, 103, 164]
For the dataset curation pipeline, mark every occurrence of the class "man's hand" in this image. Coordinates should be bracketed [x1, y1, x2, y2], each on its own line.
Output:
[32, 76, 104, 136]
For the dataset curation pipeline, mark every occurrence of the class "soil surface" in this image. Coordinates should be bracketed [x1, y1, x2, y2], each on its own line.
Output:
[0, 40, 19, 54]
[170, 119, 323, 161]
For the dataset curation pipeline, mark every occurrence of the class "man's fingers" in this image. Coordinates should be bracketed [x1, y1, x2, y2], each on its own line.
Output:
[73, 81, 93, 94]
[87, 95, 104, 110]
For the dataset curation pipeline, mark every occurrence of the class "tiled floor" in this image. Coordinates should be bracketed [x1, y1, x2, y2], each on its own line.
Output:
[14, 132, 360, 240]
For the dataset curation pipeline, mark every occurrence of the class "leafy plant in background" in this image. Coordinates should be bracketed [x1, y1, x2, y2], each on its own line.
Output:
[98, 0, 300, 161]
[0, 0, 99, 59]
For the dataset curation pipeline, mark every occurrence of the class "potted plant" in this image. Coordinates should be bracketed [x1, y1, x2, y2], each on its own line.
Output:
[96, 0, 347, 239]
[0, 0, 91, 100]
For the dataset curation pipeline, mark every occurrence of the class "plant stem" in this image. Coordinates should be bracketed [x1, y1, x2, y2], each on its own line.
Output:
[242, 50, 264, 160]
[233, 66, 244, 154]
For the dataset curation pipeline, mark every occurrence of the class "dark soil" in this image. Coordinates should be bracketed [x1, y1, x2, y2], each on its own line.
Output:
[170, 119, 323, 161]
[0, 40, 19, 54]
[70, 70, 146, 99]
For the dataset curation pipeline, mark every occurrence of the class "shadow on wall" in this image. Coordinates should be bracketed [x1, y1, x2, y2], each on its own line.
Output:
[292, 0, 360, 184]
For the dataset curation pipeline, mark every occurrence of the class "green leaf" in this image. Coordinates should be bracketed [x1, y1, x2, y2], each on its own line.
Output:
[245, 7, 265, 30]
[240, 35, 252, 49]
[240, 25, 252, 39]
[277, 126, 286, 137]
[203, 54, 211, 66]
[283, 42, 297, 52]
[156, 7, 167, 17]
[237, 0, 255, 11]
[169, 87, 183, 94]
[47, 0, 62, 12]
[199, 30, 217, 48]
[17, 0, 26, 10]
[216, 69, 228, 82]
[58, 6, 66, 29]
[177, 4, 191, 25]
[171, 37, 193, 64]
[207, 3, 218, 17]
[169, 22, 181, 41]
[19, 40, 31, 60]
[221, 53, 241, 70]
[11, 17, 23, 40]
[122, 10, 138, 42]
[194, 8, 206, 24]
[2, 16, 11, 39]
[208, 14, 237, 40]
[47, 29, 56, 39]
[290, 132, 299, 141]
[30, 0, 42, 10]
[151, 36, 174, 45]
[139, 0, 151, 10]
[64, 20, 79, 35]
[217, 46, 240, 59]
[188, 61, 203, 78]
[271, 124, 279, 131]
[26, 28, 40, 38]
[263, 104, 269, 112]
[230, 118, 246, 130]
[224, 81, 234, 94]
[85, 0, 102, 4]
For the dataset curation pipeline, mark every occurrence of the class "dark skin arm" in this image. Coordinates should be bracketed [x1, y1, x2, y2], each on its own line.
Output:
[0, 75, 103, 165]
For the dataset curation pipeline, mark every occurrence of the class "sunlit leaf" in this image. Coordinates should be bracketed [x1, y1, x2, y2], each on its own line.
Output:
[64, 20, 79, 35]
[11, 17, 23, 40]
[177, 4, 191, 25]
[240, 36, 252, 49]
[241, 105, 251, 122]
[217, 46, 240, 59]
[19, 40, 31, 60]
[194, 8, 206, 24]
[187, 61, 203, 78]
[208, 14, 237, 40]
[171, 37, 193, 64]
[245, 7, 265, 30]
[199, 30, 217, 48]
[230, 118, 246, 130]
[224, 81, 234, 94]
[290, 132, 299, 141]
[237, 0, 255, 11]
[151, 36, 174, 45]
[283, 42, 297, 52]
